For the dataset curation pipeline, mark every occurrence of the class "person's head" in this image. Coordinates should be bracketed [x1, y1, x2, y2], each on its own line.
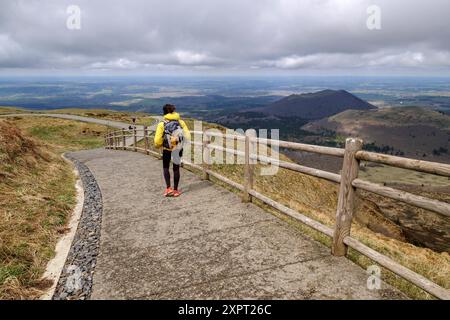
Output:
[163, 104, 176, 115]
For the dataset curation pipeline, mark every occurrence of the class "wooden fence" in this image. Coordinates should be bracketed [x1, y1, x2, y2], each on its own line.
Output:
[104, 126, 450, 300]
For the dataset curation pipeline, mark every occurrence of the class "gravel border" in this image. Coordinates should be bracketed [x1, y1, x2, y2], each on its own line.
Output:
[53, 155, 103, 300]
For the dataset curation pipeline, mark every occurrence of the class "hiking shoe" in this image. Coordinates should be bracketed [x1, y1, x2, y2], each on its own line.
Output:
[164, 187, 174, 197]
[172, 190, 182, 197]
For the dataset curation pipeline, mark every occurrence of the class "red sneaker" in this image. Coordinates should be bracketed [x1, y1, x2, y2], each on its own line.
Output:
[172, 190, 182, 197]
[164, 187, 174, 197]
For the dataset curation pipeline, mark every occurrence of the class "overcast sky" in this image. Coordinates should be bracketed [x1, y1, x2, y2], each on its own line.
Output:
[1, 0, 450, 76]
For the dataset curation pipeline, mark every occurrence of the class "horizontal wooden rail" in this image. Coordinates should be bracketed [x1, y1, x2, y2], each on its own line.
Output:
[206, 169, 245, 191]
[185, 160, 450, 299]
[184, 160, 245, 191]
[192, 139, 341, 183]
[207, 144, 245, 157]
[356, 151, 450, 177]
[198, 141, 341, 183]
[353, 179, 450, 217]
[205, 131, 246, 141]
[189, 141, 204, 148]
[343, 236, 450, 300]
[253, 154, 341, 184]
[117, 134, 134, 138]
[103, 127, 450, 299]
[133, 129, 154, 132]
[255, 137, 345, 158]
[183, 160, 203, 171]
[249, 189, 334, 237]
[106, 129, 155, 135]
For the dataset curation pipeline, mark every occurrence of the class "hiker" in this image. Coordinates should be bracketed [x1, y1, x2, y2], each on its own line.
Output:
[154, 104, 191, 197]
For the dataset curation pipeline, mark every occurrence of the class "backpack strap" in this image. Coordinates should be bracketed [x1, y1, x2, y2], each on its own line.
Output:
[163, 119, 171, 133]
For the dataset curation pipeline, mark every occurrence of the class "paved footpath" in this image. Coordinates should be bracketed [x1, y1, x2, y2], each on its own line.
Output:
[69, 148, 405, 300]
[1, 113, 161, 146]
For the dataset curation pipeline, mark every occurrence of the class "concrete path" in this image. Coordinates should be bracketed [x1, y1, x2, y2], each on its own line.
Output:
[68, 148, 405, 300]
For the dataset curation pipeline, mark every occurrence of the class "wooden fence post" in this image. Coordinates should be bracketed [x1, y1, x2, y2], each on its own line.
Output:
[332, 138, 363, 256]
[122, 128, 126, 150]
[113, 132, 117, 150]
[144, 126, 149, 155]
[202, 131, 210, 180]
[243, 129, 256, 202]
[133, 127, 137, 152]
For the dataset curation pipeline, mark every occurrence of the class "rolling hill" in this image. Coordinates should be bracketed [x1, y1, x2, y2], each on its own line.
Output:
[303, 107, 450, 162]
[209, 90, 376, 141]
[253, 89, 375, 119]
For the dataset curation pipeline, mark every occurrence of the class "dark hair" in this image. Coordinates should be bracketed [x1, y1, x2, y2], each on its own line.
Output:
[163, 104, 176, 115]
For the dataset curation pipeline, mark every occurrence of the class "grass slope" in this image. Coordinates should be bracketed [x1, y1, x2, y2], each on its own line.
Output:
[304, 107, 450, 162]
[1, 108, 449, 299]
[0, 116, 109, 299]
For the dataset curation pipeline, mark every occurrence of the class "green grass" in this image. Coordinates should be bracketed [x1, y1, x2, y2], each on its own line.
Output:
[0, 106, 28, 114]
[46, 108, 156, 126]
[0, 116, 110, 299]
[0, 142, 76, 299]
[2, 107, 449, 299]
[9, 116, 110, 152]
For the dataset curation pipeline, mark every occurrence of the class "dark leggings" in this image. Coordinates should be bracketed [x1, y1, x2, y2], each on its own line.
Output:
[162, 149, 182, 190]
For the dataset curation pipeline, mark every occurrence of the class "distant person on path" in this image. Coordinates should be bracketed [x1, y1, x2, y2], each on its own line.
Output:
[154, 104, 191, 197]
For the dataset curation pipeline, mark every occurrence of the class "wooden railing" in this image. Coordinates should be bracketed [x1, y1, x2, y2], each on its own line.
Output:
[104, 127, 450, 300]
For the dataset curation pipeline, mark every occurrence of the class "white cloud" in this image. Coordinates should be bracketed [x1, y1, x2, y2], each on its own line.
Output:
[88, 58, 139, 70]
[261, 53, 365, 70]
[172, 50, 210, 65]
[260, 50, 450, 73]
[368, 52, 425, 67]
[262, 55, 319, 69]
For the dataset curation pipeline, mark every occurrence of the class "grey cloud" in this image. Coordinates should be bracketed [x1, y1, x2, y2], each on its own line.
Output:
[0, 0, 450, 74]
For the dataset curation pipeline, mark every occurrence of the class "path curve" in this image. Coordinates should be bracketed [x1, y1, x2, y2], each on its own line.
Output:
[0, 113, 162, 146]
[67, 148, 406, 300]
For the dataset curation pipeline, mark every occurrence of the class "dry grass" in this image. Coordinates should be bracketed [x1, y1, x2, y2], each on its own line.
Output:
[9, 116, 110, 153]
[0, 106, 29, 114]
[0, 117, 109, 299]
[0, 121, 73, 299]
[3, 108, 448, 299]
[46, 108, 155, 126]
[360, 164, 450, 187]
[331, 107, 450, 129]
[168, 119, 450, 299]
[208, 162, 449, 299]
